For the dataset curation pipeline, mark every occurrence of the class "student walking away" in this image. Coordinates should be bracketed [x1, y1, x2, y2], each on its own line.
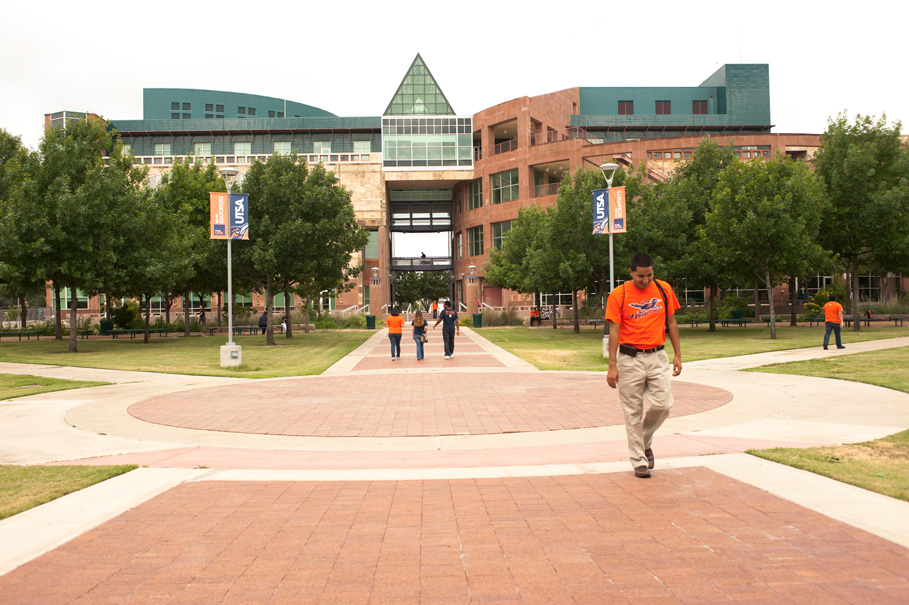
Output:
[412, 310, 427, 360]
[605, 253, 682, 479]
[199, 310, 206, 326]
[386, 306, 405, 361]
[432, 300, 438, 319]
[258, 311, 268, 334]
[281, 315, 287, 334]
[823, 293, 845, 350]
[433, 300, 459, 359]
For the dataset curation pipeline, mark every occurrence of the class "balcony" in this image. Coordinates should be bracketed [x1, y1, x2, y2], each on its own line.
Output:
[112, 153, 379, 167]
[493, 139, 518, 155]
[530, 127, 597, 146]
[532, 182, 560, 198]
[391, 256, 454, 271]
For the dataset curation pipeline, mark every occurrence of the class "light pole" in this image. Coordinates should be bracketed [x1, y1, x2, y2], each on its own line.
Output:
[219, 166, 240, 367]
[599, 163, 620, 295]
[466, 264, 479, 320]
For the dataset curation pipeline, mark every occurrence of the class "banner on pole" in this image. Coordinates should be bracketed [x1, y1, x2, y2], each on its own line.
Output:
[609, 186, 626, 234]
[592, 188, 608, 234]
[210, 192, 250, 240]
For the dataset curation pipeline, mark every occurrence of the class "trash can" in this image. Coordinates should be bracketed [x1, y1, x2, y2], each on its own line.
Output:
[472, 313, 483, 328]
[99, 319, 113, 336]
[366, 315, 376, 330]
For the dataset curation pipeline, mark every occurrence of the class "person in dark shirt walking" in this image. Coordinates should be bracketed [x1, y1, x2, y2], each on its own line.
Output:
[432, 301, 459, 359]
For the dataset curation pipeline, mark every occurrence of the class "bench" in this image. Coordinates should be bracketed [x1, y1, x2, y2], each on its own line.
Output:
[687, 319, 707, 327]
[0, 330, 41, 341]
[890, 316, 906, 327]
[806, 318, 825, 327]
[77, 329, 94, 339]
[110, 328, 170, 339]
[844, 318, 877, 328]
[233, 326, 262, 335]
[720, 309, 752, 327]
[587, 319, 606, 329]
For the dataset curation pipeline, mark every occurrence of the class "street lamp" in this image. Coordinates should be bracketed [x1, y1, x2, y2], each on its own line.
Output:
[369, 267, 381, 313]
[219, 166, 240, 367]
[599, 163, 620, 295]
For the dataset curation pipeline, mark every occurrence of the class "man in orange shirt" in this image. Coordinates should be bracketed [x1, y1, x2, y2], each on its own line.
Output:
[605, 254, 682, 478]
[822, 293, 845, 350]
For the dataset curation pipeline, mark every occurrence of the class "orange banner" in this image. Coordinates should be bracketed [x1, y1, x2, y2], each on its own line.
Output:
[210, 192, 228, 240]
[609, 186, 627, 234]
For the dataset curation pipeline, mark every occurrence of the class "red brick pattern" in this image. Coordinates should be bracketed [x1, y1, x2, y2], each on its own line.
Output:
[128, 374, 731, 438]
[3, 469, 908, 603]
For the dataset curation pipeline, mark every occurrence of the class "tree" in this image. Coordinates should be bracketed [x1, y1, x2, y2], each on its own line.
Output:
[0, 129, 47, 329]
[21, 117, 147, 352]
[242, 156, 367, 345]
[152, 158, 226, 334]
[707, 154, 827, 338]
[814, 113, 909, 328]
[392, 271, 450, 310]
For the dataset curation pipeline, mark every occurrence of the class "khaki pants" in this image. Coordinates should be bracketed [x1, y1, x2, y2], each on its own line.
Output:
[617, 349, 674, 469]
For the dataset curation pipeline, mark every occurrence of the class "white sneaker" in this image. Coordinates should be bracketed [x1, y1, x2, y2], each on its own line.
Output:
[444, 355, 450, 360]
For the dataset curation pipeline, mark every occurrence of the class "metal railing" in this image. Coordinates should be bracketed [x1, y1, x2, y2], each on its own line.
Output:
[532, 183, 560, 198]
[111, 153, 378, 167]
[493, 139, 518, 155]
[530, 127, 596, 146]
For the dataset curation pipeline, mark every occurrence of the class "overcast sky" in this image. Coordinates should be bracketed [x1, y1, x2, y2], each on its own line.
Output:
[3, 0, 907, 152]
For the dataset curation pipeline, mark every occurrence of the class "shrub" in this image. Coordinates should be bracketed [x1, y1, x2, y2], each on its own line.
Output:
[314, 316, 339, 330]
[717, 294, 753, 319]
[804, 283, 848, 318]
[112, 301, 143, 329]
[459, 316, 473, 327]
[335, 313, 366, 329]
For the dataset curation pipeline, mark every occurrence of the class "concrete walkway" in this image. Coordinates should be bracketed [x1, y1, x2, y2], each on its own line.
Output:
[1, 330, 908, 602]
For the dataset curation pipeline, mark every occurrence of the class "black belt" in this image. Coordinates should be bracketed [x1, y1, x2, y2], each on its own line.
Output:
[619, 344, 664, 357]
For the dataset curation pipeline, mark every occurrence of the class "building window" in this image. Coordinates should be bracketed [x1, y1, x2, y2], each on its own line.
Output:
[278, 112, 285, 118]
[655, 101, 671, 115]
[154, 143, 171, 156]
[121, 143, 131, 154]
[456, 232, 463, 259]
[171, 113, 180, 120]
[492, 220, 512, 251]
[205, 114, 213, 119]
[364, 231, 379, 259]
[171, 102, 180, 111]
[491, 169, 519, 204]
[182, 103, 191, 111]
[381, 116, 474, 170]
[313, 141, 331, 154]
[274, 141, 291, 155]
[468, 179, 483, 210]
[194, 142, 211, 156]
[238, 107, 246, 115]
[467, 226, 484, 257]
[182, 113, 191, 119]
[353, 140, 371, 154]
[693, 100, 708, 115]
[234, 142, 251, 156]
[268, 110, 276, 118]
[248, 107, 256, 116]
[206, 103, 214, 112]
[618, 101, 634, 115]
[216, 104, 224, 113]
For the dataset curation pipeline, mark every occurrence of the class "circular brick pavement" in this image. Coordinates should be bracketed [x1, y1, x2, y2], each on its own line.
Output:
[128, 373, 732, 438]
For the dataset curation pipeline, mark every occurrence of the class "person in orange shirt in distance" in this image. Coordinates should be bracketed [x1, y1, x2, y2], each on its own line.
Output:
[385, 306, 405, 361]
[822, 293, 845, 350]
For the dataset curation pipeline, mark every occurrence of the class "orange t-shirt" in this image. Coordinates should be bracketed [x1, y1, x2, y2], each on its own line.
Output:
[385, 315, 405, 334]
[823, 301, 843, 323]
[605, 280, 680, 348]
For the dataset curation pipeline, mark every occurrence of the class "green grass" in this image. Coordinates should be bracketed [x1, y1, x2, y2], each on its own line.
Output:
[0, 374, 110, 401]
[478, 324, 908, 371]
[0, 331, 374, 378]
[747, 347, 909, 501]
[0, 465, 137, 520]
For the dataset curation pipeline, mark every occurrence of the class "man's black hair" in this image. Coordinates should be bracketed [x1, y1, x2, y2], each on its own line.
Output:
[630, 253, 654, 271]
[443, 300, 452, 308]
[829, 293, 837, 302]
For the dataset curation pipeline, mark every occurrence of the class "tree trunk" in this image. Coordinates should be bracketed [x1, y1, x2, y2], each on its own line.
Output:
[789, 276, 798, 327]
[852, 256, 861, 331]
[304, 297, 311, 334]
[164, 295, 172, 326]
[265, 274, 275, 346]
[284, 280, 293, 339]
[572, 290, 580, 333]
[143, 294, 151, 344]
[183, 287, 191, 337]
[708, 284, 718, 332]
[551, 291, 557, 329]
[753, 281, 761, 322]
[765, 270, 777, 340]
[68, 279, 79, 353]
[19, 297, 27, 330]
[54, 282, 63, 340]
[217, 291, 222, 327]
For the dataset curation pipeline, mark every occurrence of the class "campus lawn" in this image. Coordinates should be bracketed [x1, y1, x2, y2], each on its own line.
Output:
[478, 324, 909, 371]
[747, 347, 909, 502]
[0, 374, 110, 401]
[0, 331, 373, 378]
[0, 465, 137, 521]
